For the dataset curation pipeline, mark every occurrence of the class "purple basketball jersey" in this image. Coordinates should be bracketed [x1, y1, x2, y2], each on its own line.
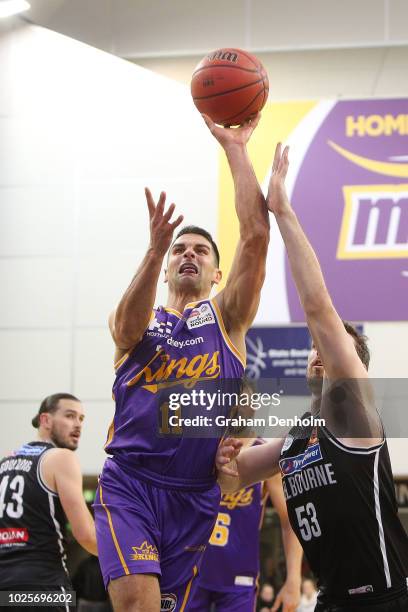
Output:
[105, 299, 244, 489]
[198, 480, 266, 591]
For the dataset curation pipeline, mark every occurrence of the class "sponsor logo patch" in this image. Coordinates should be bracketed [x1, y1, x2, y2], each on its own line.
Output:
[130, 540, 159, 562]
[161, 593, 177, 611]
[15, 445, 46, 457]
[0, 528, 28, 544]
[348, 585, 374, 595]
[186, 303, 215, 329]
[279, 443, 322, 476]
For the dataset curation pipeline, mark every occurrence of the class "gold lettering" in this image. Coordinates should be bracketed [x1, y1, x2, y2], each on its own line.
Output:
[365, 115, 384, 136]
[346, 115, 366, 137]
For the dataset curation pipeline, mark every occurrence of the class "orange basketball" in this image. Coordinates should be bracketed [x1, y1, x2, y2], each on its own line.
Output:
[191, 48, 269, 126]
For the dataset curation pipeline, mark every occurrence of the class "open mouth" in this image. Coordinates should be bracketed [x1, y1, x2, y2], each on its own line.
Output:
[179, 262, 198, 275]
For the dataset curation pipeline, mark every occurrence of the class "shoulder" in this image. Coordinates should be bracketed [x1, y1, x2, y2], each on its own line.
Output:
[42, 448, 79, 472]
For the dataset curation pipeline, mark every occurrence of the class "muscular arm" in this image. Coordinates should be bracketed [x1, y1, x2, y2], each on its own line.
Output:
[267, 145, 382, 442]
[110, 189, 183, 356]
[43, 449, 97, 555]
[267, 475, 302, 612]
[202, 115, 269, 356]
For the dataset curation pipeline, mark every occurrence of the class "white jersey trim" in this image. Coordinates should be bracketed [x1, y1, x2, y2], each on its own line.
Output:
[37, 449, 58, 496]
[373, 449, 392, 589]
[47, 492, 69, 576]
[322, 427, 385, 455]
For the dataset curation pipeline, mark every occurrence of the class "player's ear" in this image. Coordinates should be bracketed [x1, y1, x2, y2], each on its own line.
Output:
[164, 268, 168, 284]
[212, 269, 222, 286]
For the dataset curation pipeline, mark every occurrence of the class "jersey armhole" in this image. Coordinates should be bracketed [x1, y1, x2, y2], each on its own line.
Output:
[210, 298, 246, 368]
[37, 450, 58, 496]
[322, 425, 385, 454]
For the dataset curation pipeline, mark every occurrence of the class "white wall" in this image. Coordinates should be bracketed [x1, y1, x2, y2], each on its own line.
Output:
[0, 22, 218, 474]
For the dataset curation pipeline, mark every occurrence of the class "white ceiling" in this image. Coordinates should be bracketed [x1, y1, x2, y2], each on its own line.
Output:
[21, 0, 408, 59]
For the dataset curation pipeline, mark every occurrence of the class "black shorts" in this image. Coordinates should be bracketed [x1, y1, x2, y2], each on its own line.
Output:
[315, 592, 408, 612]
[0, 584, 73, 612]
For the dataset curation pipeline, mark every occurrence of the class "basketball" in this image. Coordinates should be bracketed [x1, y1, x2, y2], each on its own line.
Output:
[191, 48, 269, 126]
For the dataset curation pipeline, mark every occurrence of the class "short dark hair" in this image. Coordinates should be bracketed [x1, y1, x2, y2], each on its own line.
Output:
[32, 393, 80, 428]
[173, 226, 220, 266]
[343, 321, 370, 369]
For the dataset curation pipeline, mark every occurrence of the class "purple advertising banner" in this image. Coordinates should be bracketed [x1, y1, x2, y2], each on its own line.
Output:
[288, 98, 408, 322]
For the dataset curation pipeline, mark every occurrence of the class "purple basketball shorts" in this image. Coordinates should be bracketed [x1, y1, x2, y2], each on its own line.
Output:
[188, 584, 257, 612]
[94, 458, 220, 611]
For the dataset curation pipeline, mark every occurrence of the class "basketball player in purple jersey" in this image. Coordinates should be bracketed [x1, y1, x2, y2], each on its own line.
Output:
[216, 144, 408, 611]
[94, 112, 271, 612]
[189, 448, 302, 612]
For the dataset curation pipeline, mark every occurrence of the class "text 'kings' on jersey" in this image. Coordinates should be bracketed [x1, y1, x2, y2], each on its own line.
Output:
[279, 415, 408, 607]
[0, 442, 70, 588]
[105, 299, 245, 490]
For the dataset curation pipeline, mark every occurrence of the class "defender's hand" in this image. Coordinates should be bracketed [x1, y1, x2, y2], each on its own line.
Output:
[202, 112, 261, 150]
[145, 188, 184, 257]
[216, 437, 243, 477]
[271, 579, 300, 612]
[266, 143, 291, 216]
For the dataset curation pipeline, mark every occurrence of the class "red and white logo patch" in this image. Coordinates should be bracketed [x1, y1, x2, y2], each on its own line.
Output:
[0, 527, 28, 544]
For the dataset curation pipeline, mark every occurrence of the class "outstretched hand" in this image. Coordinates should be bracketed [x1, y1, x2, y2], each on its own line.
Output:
[271, 580, 301, 612]
[145, 188, 184, 257]
[266, 142, 291, 216]
[201, 112, 261, 149]
[216, 437, 243, 477]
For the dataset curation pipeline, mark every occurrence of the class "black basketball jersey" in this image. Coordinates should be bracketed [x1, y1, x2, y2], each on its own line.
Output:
[279, 414, 408, 607]
[0, 441, 70, 588]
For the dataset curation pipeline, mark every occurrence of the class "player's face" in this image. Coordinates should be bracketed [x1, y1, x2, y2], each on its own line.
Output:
[165, 234, 221, 294]
[49, 399, 85, 450]
[306, 343, 324, 394]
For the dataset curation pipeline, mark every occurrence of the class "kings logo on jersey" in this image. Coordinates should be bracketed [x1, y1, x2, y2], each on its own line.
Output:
[186, 303, 215, 329]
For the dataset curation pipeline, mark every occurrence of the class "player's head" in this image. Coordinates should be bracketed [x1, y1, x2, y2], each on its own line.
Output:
[32, 393, 84, 451]
[307, 321, 370, 393]
[165, 226, 221, 296]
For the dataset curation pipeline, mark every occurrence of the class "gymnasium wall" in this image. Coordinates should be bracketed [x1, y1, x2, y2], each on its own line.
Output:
[0, 22, 219, 473]
[0, 22, 407, 474]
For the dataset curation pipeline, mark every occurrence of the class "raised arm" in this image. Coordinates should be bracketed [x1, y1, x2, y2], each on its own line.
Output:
[109, 189, 183, 361]
[267, 475, 302, 612]
[266, 144, 381, 440]
[202, 114, 269, 357]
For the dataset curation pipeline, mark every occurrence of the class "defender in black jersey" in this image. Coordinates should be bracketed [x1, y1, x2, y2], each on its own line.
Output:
[216, 143, 408, 611]
[0, 393, 97, 611]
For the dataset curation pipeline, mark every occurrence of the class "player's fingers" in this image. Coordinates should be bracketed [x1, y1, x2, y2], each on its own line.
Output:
[272, 143, 282, 173]
[201, 113, 215, 132]
[270, 595, 282, 612]
[162, 202, 176, 222]
[220, 465, 239, 477]
[250, 112, 261, 130]
[170, 214, 184, 230]
[155, 191, 166, 215]
[144, 187, 156, 217]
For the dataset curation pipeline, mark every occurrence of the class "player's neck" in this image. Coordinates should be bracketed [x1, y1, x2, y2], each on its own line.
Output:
[166, 288, 210, 313]
[309, 394, 321, 416]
